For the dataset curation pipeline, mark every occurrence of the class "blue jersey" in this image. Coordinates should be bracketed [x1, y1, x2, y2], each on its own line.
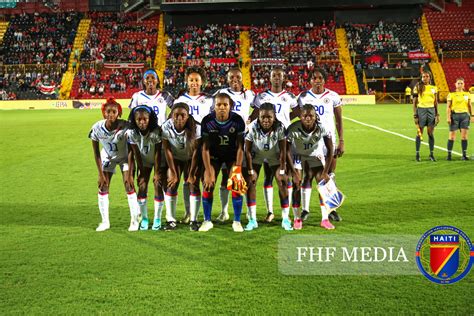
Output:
[201, 111, 245, 161]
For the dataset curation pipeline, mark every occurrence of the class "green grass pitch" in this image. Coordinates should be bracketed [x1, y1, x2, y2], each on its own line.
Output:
[0, 104, 473, 314]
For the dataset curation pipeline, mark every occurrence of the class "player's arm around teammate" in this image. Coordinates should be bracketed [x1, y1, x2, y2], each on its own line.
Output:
[89, 98, 140, 232]
[244, 102, 289, 231]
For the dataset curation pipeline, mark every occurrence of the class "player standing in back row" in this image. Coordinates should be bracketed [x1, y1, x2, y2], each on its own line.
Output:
[129, 69, 174, 126]
[297, 67, 344, 222]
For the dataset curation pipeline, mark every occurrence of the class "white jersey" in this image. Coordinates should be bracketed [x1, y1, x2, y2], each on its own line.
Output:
[287, 121, 330, 158]
[297, 88, 341, 142]
[161, 118, 201, 162]
[89, 119, 128, 162]
[215, 87, 255, 123]
[253, 89, 298, 128]
[174, 93, 213, 123]
[126, 127, 162, 168]
[245, 120, 286, 166]
[129, 90, 174, 126]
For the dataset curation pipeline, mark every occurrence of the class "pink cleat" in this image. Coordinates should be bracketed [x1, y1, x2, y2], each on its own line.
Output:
[294, 218, 303, 230]
[320, 219, 335, 230]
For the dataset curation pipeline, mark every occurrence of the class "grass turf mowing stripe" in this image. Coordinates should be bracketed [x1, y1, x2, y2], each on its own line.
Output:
[343, 115, 463, 156]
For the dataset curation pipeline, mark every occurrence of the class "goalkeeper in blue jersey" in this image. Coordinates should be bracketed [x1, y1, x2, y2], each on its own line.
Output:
[200, 92, 247, 232]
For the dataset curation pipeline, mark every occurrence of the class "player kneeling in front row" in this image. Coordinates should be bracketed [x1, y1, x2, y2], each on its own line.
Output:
[127, 105, 166, 231]
[201, 93, 247, 232]
[162, 103, 202, 231]
[287, 104, 335, 230]
[89, 98, 140, 232]
[244, 102, 291, 231]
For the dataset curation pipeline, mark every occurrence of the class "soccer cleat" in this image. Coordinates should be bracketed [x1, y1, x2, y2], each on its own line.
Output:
[329, 210, 342, 222]
[281, 218, 293, 231]
[199, 220, 214, 232]
[140, 217, 149, 230]
[462, 156, 469, 161]
[429, 154, 436, 162]
[96, 222, 110, 232]
[216, 212, 230, 223]
[416, 153, 421, 162]
[264, 212, 275, 223]
[163, 221, 177, 231]
[301, 210, 310, 221]
[320, 219, 335, 230]
[128, 217, 139, 231]
[189, 221, 200, 231]
[293, 218, 303, 230]
[245, 219, 259, 231]
[232, 221, 244, 232]
[180, 213, 190, 224]
[446, 155, 452, 161]
[151, 218, 161, 231]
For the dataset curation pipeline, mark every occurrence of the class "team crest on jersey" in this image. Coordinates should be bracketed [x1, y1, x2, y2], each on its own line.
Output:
[323, 98, 330, 104]
[229, 127, 235, 133]
[199, 98, 206, 104]
[416, 226, 473, 284]
[157, 97, 164, 103]
[281, 96, 287, 102]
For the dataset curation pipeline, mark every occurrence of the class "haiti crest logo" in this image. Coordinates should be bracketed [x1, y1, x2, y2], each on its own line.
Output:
[416, 226, 473, 284]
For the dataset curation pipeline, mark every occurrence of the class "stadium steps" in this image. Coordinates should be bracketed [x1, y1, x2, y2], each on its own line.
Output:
[154, 14, 167, 86]
[239, 30, 252, 90]
[418, 14, 449, 101]
[59, 18, 91, 100]
[336, 28, 359, 94]
[0, 21, 9, 44]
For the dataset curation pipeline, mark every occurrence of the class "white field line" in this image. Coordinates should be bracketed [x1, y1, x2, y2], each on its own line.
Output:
[343, 116, 462, 156]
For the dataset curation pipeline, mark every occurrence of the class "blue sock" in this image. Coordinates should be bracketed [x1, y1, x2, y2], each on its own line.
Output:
[202, 192, 213, 221]
[232, 193, 243, 222]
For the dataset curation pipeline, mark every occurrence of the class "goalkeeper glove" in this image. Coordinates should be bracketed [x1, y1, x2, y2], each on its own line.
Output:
[227, 166, 247, 195]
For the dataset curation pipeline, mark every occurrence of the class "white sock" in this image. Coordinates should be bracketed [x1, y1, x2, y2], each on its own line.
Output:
[219, 187, 229, 215]
[154, 198, 164, 221]
[302, 187, 312, 212]
[263, 186, 274, 213]
[138, 198, 148, 219]
[292, 206, 301, 219]
[320, 196, 329, 220]
[165, 193, 177, 222]
[183, 183, 190, 216]
[190, 193, 201, 222]
[288, 185, 293, 207]
[98, 193, 109, 224]
[248, 204, 257, 221]
[282, 206, 290, 220]
[127, 191, 140, 218]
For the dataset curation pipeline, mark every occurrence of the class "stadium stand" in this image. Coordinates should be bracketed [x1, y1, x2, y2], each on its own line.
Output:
[69, 12, 159, 99]
[249, 22, 346, 95]
[0, 12, 81, 99]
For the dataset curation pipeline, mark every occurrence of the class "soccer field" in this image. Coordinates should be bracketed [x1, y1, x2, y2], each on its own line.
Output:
[1, 104, 473, 314]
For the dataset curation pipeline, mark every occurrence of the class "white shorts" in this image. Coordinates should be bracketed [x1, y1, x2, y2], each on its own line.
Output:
[294, 154, 325, 170]
[101, 151, 129, 174]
